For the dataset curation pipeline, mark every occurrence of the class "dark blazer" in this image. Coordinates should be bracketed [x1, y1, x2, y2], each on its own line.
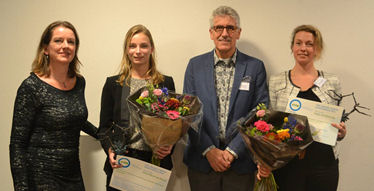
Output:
[98, 75, 175, 175]
[183, 50, 269, 174]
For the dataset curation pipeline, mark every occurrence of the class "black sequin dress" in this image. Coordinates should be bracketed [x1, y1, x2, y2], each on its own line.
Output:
[9, 73, 98, 191]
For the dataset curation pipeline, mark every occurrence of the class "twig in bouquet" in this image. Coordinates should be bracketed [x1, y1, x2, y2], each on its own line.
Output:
[326, 90, 371, 122]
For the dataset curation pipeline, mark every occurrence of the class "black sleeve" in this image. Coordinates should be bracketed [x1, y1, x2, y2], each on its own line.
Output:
[98, 77, 115, 155]
[80, 76, 99, 139]
[82, 121, 98, 139]
[9, 82, 36, 190]
[164, 75, 175, 92]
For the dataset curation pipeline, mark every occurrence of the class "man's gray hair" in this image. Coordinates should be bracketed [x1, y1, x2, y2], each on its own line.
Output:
[209, 6, 240, 29]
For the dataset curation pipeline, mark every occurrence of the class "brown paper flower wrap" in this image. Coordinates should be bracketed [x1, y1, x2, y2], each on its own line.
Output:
[235, 104, 313, 190]
[127, 86, 203, 166]
[140, 116, 183, 147]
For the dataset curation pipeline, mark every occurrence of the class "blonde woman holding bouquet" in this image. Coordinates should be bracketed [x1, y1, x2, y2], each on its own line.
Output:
[98, 24, 175, 191]
[265, 25, 347, 191]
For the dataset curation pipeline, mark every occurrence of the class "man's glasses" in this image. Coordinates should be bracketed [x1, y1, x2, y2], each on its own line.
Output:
[212, 25, 238, 34]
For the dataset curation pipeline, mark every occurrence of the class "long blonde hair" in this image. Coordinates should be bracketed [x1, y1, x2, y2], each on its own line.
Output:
[117, 24, 164, 86]
[32, 21, 81, 78]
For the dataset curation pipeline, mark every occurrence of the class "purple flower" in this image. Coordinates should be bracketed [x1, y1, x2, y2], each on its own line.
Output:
[162, 87, 168, 96]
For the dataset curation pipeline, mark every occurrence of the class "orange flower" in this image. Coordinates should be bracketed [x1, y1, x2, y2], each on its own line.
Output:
[277, 129, 290, 141]
[265, 132, 280, 141]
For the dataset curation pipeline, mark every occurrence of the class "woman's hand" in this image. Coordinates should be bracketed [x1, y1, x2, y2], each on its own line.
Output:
[332, 122, 347, 141]
[108, 148, 122, 169]
[154, 145, 173, 159]
[257, 163, 272, 180]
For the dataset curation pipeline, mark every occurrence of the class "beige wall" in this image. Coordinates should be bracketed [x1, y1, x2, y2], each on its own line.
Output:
[1, 0, 373, 190]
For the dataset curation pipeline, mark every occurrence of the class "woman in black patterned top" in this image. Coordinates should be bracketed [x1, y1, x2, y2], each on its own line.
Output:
[9, 21, 97, 191]
[98, 24, 175, 191]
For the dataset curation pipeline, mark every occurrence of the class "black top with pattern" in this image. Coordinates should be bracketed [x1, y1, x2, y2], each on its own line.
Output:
[9, 73, 97, 191]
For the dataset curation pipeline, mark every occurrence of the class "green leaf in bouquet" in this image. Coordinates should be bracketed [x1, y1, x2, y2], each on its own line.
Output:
[254, 173, 277, 191]
[250, 127, 257, 136]
[144, 102, 151, 111]
[136, 98, 142, 105]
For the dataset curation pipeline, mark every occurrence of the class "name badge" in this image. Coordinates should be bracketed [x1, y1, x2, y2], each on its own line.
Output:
[314, 77, 326, 87]
[239, 76, 251, 91]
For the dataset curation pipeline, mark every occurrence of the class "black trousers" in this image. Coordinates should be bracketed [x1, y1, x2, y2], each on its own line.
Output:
[273, 142, 339, 191]
[188, 168, 255, 191]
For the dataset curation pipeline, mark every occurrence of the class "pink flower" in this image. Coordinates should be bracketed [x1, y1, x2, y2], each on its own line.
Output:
[254, 120, 270, 132]
[140, 90, 149, 98]
[256, 110, 266, 118]
[294, 136, 303, 141]
[166, 110, 180, 119]
[268, 124, 274, 130]
[153, 89, 163, 97]
[151, 103, 160, 113]
[158, 102, 168, 110]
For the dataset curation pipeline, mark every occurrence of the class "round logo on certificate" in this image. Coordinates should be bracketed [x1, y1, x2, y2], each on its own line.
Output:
[289, 99, 302, 111]
[118, 157, 131, 168]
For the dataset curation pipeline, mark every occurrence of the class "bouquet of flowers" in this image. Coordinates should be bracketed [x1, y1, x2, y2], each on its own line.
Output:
[238, 104, 313, 191]
[127, 84, 202, 166]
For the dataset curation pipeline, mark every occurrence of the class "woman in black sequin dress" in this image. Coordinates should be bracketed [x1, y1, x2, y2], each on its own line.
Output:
[9, 21, 98, 191]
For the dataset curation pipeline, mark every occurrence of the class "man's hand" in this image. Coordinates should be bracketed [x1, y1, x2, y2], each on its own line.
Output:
[222, 150, 234, 163]
[206, 148, 231, 172]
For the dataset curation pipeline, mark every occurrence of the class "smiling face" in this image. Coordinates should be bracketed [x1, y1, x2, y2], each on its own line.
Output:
[127, 32, 153, 67]
[44, 26, 76, 65]
[210, 15, 241, 58]
[292, 31, 317, 65]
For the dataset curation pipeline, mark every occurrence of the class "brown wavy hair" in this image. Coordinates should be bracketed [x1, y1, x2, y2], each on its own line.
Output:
[32, 21, 81, 77]
[117, 24, 164, 86]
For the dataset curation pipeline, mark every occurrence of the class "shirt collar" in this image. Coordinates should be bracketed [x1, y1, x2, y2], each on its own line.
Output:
[214, 49, 237, 66]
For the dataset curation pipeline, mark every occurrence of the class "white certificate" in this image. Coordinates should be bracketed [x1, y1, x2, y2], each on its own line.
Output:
[285, 97, 344, 146]
[110, 155, 171, 191]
